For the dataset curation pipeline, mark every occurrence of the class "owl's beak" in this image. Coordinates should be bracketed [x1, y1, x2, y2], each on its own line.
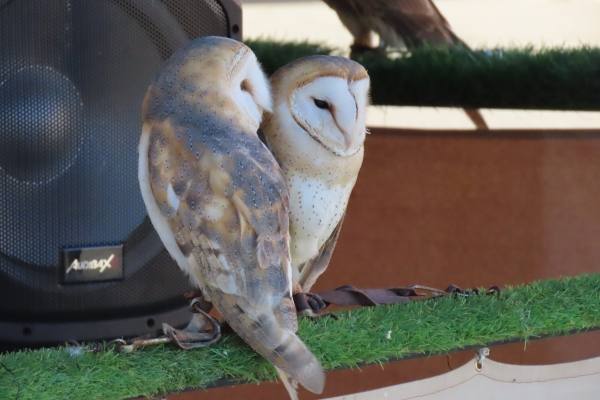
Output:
[339, 124, 365, 156]
[256, 94, 272, 114]
[261, 103, 273, 114]
[342, 129, 354, 150]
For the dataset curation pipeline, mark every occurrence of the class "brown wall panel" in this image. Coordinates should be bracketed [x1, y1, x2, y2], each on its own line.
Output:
[315, 128, 600, 291]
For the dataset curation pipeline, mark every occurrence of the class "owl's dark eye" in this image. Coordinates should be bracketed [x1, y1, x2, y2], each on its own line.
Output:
[240, 79, 251, 93]
[313, 98, 330, 110]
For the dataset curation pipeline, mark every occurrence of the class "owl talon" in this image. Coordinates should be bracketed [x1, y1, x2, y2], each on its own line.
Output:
[293, 292, 330, 316]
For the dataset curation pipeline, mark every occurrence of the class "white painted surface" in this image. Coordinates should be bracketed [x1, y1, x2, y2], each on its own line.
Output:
[325, 355, 600, 400]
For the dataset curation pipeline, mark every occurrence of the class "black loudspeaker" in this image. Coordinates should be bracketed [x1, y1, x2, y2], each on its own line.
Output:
[0, 0, 242, 344]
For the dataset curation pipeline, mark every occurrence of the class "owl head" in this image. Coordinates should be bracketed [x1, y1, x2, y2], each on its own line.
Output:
[143, 36, 272, 131]
[264, 55, 370, 159]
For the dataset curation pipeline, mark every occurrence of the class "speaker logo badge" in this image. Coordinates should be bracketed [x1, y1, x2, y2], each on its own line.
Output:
[61, 245, 124, 284]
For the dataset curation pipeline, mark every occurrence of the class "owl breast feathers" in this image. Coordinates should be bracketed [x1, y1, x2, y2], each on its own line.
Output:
[260, 55, 370, 293]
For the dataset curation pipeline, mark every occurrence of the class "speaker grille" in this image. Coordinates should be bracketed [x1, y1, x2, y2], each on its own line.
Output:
[0, 0, 228, 270]
[0, 0, 234, 329]
[163, 0, 229, 39]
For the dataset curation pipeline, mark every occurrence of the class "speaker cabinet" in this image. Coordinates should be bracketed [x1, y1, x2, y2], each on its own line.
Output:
[0, 0, 241, 344]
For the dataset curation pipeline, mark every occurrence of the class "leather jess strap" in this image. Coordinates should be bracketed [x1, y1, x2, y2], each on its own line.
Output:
[293, 284, 500, 315]
[105, 284, 500, 353]
[184, 284, 500, 317]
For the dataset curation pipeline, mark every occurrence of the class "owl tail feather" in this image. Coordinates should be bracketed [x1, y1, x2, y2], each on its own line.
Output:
[276, 367, 299, 400]
[211, 293, 325, 396]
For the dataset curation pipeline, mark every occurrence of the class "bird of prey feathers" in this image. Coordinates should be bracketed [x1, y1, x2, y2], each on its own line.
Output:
[138, 36, 324, 398]
[323, 0, 489, 129]
[323, 0, 466, 50]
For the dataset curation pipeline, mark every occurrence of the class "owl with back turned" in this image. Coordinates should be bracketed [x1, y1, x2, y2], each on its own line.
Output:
[261, 56, 370, 293]
[138, 36, 325, 399]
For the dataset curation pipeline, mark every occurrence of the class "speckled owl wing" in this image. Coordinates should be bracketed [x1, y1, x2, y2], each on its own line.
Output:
[145, 115, 297, 332]
[298, 213, 346, 292]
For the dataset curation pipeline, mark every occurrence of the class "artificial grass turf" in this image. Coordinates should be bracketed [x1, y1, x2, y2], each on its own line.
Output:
[248, 40, 600, 110]
[1, 274, 599, 399]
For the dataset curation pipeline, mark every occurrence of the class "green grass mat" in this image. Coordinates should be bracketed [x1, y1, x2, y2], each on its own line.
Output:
[248, 40, 600, 110]
[1, 274, 599, 399]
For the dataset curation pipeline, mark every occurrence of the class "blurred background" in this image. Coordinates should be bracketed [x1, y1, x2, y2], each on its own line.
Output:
[243, 0, 600, 48]
[244, 0, 600, 129]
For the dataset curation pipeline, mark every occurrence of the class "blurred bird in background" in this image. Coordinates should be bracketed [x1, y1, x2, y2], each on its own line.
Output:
[322, 0, 467, 52]
[323, 0, 488, 129]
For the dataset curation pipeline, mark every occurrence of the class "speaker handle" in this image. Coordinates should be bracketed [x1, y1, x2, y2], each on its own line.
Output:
[220, 0, 243, 40]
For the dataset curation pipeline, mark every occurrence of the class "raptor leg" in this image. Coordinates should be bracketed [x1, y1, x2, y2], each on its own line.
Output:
[292, 283, 319, 318]
[292, 290, 336, 320]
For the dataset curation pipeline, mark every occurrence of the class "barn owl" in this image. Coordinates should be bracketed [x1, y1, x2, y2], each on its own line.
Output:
[322, 0, 466, 51]
[138, 36, 324, 398]
[260, 56, 369, 293]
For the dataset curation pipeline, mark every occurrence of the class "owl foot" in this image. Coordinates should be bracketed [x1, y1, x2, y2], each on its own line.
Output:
[293, 292, 338, 320]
